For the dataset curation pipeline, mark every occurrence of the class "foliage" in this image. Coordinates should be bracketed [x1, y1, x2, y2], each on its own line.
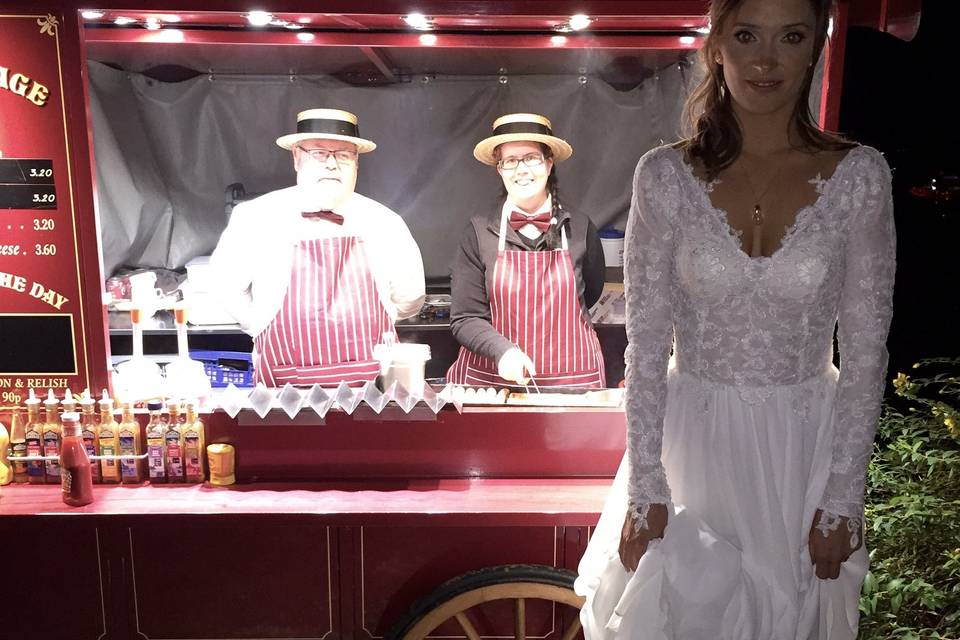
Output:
[859, 358, 960, 640]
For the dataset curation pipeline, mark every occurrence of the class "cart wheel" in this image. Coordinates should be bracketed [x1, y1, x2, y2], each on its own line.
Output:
[386, 564, 584, 640]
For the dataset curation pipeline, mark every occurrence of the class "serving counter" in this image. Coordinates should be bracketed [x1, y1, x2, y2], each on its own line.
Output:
[0, 405, 623, 640]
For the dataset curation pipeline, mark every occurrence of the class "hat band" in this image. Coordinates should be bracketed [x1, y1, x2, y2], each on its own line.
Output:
[491, 121, 552, 137]
[297, 118, 360, 139]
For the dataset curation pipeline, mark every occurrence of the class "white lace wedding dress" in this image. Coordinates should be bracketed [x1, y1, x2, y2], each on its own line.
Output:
[575, 144, 896, 639]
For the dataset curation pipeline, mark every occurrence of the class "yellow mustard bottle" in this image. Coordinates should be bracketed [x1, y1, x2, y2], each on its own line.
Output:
[183, 402, 206, 483]
[8, 409, 29, 483]
[0, 419, 11, 486]
[98, 391, 121, 484]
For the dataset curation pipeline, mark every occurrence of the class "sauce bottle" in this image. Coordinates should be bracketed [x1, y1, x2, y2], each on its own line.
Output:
[118, 402, 144, 484]
[8, 410, 29, 483]
[59, 412, 94, 507]
[145, 401, 166, 484]
[0, 419, 11, 486]
[182, 403, 206, 483]
[24, 390, 45, 484]
[41, 390, 62, 482]
[78, 390, 101, 483]
[98, 391, 121, 484]
[163, 401, 184, 482]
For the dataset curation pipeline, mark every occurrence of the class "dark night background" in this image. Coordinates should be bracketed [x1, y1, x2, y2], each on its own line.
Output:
[839, 0, 959, 377]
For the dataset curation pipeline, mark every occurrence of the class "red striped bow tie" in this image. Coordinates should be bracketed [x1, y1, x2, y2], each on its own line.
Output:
[302, 210, 344, 225]
[509, 211, 553, 232]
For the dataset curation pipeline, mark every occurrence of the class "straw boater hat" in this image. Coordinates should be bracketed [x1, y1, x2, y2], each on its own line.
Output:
[473, 113, 573, 166]
[276, 108, 377, 153]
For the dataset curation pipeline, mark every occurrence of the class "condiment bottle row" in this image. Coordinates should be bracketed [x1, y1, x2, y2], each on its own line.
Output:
[1, 389, 212, 489]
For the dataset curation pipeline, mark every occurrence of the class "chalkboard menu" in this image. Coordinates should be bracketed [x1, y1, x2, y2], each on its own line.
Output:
[0, 13, 90, 406]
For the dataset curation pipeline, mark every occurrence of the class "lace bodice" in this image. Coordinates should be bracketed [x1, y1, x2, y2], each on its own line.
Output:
[624, 145, 896, 520]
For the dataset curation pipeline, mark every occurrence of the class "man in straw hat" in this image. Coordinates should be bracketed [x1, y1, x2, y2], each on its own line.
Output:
[211, 108, 425, 387]
[447, 113, 606, 389]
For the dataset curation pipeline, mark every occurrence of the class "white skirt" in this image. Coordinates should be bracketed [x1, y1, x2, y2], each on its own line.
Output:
[575, 365, 868, 640]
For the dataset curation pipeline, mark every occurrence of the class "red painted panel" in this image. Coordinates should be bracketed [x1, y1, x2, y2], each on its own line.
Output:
[125, 520, 337, 638]
[0, 9, 107, 402]
[0, 519, 108, 639]
[204, 408, 625, 481]
[356, 526, 562, 638]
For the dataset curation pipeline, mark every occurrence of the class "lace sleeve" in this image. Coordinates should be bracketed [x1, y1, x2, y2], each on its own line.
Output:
[820, 148, 897, 518]
[624, 149, 677, 515]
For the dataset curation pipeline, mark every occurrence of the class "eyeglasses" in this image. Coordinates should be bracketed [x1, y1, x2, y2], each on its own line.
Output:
[497, 153, 546, 171]
[296, 146, 358, 165]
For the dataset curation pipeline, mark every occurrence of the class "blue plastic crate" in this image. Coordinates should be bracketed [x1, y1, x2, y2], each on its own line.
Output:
[188, 350, 254, 388]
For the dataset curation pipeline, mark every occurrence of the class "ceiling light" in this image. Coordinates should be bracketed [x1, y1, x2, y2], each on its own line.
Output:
[550, 35, 567, 46]
[297, 32, 315, 41]
[553, 24, 572, 33]
[285, 23, 303, 30]
[270, 18, 288, 26]
[419, 33, 437, 46]
[695, 25, 711, 34]
[679, 36, 696, 45]
[404, 13, 432, 30]
[113, 16, 135, 25]
[158, 14, 180, 23]
[80, 10, 104, 19]
[297, 17, 311, 24]
[246, 11, 273, 26]
[569, 14, 591, 31]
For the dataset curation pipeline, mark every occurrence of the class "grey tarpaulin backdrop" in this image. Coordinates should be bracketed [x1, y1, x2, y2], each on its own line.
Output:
[87, 58, 821, 280]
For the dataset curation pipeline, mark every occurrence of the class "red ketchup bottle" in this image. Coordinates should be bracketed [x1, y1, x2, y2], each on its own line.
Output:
[59, 412, 95, 507]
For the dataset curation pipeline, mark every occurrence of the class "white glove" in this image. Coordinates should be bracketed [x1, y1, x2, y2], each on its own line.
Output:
[497, 348, 537, 384]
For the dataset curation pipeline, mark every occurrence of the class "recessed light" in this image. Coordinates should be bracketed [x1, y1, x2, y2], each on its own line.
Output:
[113, 16, 135, 25]
[550, 35, 567, 46]
[246, 11, 273, 26]
[297, 32, 315, 42]
[695, 25, 711, 34]
[297, 17, 311, 24]
[679, 36, 696, 45]
[144, 18, 161, 30]
[419, 33, 437, 45]
[80, 10, 104, 19]
[285, 23, 303, 30]
[404, 13, 432, 30]
[569, 14, 591, 31]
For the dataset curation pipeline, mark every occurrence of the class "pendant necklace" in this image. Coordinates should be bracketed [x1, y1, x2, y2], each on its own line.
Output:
[739, 159, 784, 258]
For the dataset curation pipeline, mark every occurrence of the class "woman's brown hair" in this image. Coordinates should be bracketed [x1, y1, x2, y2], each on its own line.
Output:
[680, 0, 855, 178]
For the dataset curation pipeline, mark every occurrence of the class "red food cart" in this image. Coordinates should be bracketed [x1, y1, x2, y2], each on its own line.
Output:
[0, 1, 919, 638]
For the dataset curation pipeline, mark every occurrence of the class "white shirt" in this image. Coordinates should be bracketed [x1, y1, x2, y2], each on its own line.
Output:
[210, 186, 425, 337]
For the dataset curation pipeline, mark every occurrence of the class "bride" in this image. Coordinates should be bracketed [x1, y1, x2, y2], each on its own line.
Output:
[575, 0, 895, 638]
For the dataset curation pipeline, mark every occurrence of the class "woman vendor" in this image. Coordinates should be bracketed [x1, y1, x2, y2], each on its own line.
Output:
[447, 113, 607, 388]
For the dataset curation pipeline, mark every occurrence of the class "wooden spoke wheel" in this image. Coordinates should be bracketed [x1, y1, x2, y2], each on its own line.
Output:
[387, 564, 585, 640]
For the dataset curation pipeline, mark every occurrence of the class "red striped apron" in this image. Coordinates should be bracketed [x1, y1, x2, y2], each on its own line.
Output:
[447, 214, 605, 388]
[254, 235, 393, 387]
